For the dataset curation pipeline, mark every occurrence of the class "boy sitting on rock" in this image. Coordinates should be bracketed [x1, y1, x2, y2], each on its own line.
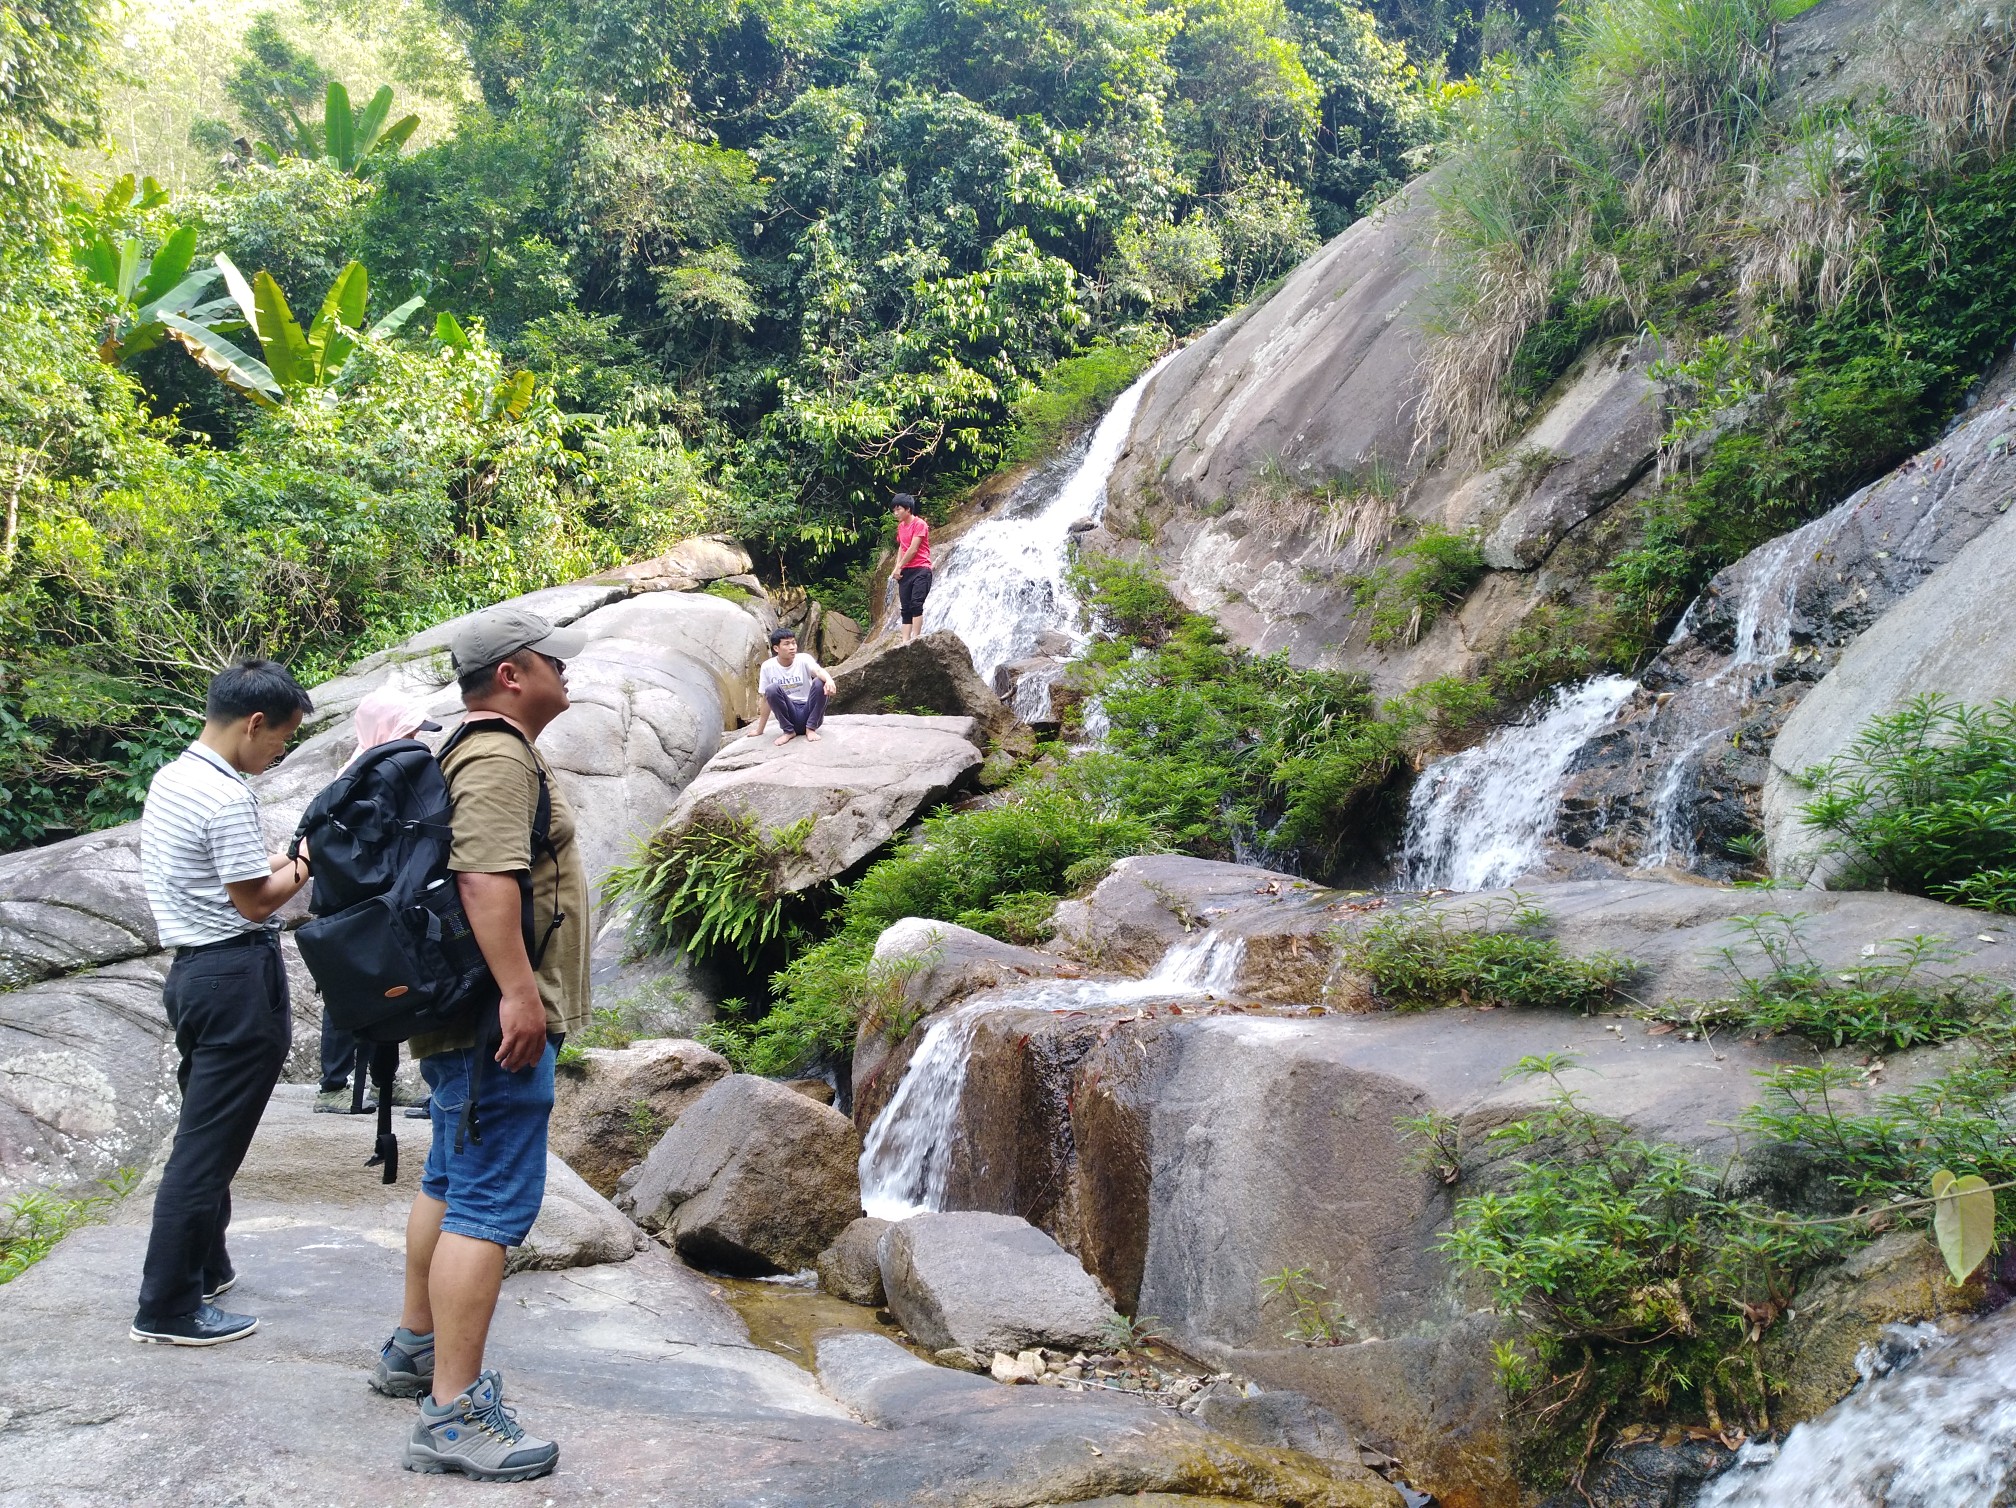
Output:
[750, 628, 836, 745]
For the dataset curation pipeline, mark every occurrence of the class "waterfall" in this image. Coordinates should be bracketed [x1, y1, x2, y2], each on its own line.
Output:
[858, 931, 1244, 1221]
[920, 366, 1159, 704]
[1400, 676, 1638, 891]
[1636, 722, 1735, 870]
[1696, 1314, 2016, 1507]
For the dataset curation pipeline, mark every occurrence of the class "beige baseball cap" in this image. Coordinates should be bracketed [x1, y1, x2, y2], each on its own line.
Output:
[447, 606, 588, 674]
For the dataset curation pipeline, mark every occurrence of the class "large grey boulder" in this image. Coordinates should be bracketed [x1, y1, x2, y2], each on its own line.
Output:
[510, 1152, 648, 1274]
[878, 1211, 1120, 1367]
[652, 713, 983, 894]
[1763, 487, 2016, 877]
[828, 631, 1031, 751]
[550, 1037, 731, 1195]
[617, 1072, 862, 1274]
[0, 559, 770, 1198]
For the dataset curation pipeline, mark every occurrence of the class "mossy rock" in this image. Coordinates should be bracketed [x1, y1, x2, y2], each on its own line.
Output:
[1764, 1230, 1991, 1426]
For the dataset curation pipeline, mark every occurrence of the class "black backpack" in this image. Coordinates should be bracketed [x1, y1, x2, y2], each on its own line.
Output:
[291, 720, 563, 1181]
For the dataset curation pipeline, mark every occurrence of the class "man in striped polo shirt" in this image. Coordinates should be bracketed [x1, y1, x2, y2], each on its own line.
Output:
[131, 660, 314, 1346]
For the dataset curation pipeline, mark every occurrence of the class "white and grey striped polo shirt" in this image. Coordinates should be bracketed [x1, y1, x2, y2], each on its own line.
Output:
[139, 743, 275, 948]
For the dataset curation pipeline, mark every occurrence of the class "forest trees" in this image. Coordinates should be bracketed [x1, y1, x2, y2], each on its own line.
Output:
[0, 0, 1503, 847]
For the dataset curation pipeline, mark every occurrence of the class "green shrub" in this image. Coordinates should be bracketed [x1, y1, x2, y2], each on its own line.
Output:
[1, 1168, 138, 1284]
[1690, 912, 2012, 1050]
[603, 812, 817, 970]
[1066, 553, 1191, 646]
[1439, 1055, 1832, 1478]
[1742, 1038, 2016, 1243]
[1352, 526, 1486, 648]
[1795, 696, 2016, 911]
[1340, 896, 1638, 1012]
[1006, 334, 1163, 462]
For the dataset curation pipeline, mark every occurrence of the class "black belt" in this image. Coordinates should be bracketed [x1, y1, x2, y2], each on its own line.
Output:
[175, 929, 279, 960]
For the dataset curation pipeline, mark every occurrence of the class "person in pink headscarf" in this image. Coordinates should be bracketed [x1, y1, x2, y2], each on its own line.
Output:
[316, 691, 443, 1113]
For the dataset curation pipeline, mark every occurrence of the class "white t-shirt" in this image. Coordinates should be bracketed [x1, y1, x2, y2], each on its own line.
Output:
[139, 744, 274, 947]
[759, 653, 825, 704]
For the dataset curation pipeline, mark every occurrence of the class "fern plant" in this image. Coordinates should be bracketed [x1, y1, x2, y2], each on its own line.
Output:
[604, 810, 816, 970]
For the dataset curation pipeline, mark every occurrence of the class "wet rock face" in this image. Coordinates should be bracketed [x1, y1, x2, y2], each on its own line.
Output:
[851, 919, 1079, 1130]
[1550, 366, 2016, 880]
[1535, 1436, 1737, 1508]
[549, 1037, 730, 1196]
[878, 1211, 1120, 1367]
[1764, 1232, 1991, 1425]
[617, 1072, 862, 1275]
[863, 857, 2016, 1507]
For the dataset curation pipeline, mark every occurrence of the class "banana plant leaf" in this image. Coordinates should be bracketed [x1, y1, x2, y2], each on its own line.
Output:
[75, 233, 121, 292]
[433, 311, 471, 349]
[135, 225, 200, 308]
[160, 313, 282, 406]
[368, 294, 425, 339]
[132, 266, 220, 326]
[114, 236, 143, 303]
[353, 86, 394, 160]
[308, 262, 370, 380]
[324, 82, 355, 172]
[251, 272, 313, 390]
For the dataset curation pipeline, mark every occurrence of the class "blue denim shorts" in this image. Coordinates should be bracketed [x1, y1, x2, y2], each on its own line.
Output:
[419, 1042, 555, 1247]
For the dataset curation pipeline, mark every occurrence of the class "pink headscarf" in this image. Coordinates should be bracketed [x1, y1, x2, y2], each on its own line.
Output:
[344, 690, 441, 770]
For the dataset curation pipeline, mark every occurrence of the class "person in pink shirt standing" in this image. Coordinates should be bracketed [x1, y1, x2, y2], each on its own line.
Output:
[891, 493, 932, 643]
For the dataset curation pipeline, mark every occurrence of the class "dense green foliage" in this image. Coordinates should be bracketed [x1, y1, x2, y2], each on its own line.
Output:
[1434, 1055, 1833, 1483]
[1795, 697, 2016, 914]
[696, 552, 1414, 1073]
[0, 0, 1468, 848]
[1341, 895, 1637, 1012]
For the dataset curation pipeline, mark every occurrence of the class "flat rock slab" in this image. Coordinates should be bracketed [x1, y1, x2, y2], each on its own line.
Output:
[0, 1090, 1389, 1506]
[661, 714, 983, 892]
[880, 1211, 1120, 1367]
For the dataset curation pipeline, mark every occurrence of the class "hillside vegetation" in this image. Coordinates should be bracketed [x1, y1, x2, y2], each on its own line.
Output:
[0, 0, 1542, 848]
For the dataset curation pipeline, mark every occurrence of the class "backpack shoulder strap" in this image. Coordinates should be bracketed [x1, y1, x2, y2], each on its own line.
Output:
[437, 719, 565, 966]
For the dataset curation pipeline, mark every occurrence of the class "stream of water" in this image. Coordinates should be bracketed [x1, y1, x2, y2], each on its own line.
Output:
[1399, 676, 1638, 891]
[858, 932, 1245, 1221]
[920, 366, 1157, 714]
[1697, 1314, 2016, 1507]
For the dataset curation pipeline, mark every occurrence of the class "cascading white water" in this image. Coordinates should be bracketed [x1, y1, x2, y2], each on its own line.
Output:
[858, 931, 1244, 1221]
[919, 367, 1158, 708]
[1400, 676, 1638, 892]
[1696, 1314, 2016, 1507]
[1637, 722, 1734, 870]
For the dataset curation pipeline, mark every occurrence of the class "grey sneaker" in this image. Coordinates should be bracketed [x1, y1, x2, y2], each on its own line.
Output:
[370, 1327, 435, 1398]
[404, 1370, 557, 1481]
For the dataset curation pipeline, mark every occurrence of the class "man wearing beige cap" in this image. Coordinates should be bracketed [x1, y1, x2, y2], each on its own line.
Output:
[371, 606, 589, 1483]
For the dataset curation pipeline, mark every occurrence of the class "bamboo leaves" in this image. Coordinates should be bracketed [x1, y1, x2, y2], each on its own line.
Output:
[1931, 1170, 1996, 1283]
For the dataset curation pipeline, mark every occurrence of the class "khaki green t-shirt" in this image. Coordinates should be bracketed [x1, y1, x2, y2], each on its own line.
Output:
[409, 723, 591, 1058]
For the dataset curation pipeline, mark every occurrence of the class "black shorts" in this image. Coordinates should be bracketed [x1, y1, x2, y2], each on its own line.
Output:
[898, 567, 932, 623]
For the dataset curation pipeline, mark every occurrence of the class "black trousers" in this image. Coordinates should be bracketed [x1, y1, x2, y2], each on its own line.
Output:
[319, 1005, 359, 1091]
[136, 932, 291, 1319]
[897, 566, 932, 623]
[765, 679, 827, 736]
